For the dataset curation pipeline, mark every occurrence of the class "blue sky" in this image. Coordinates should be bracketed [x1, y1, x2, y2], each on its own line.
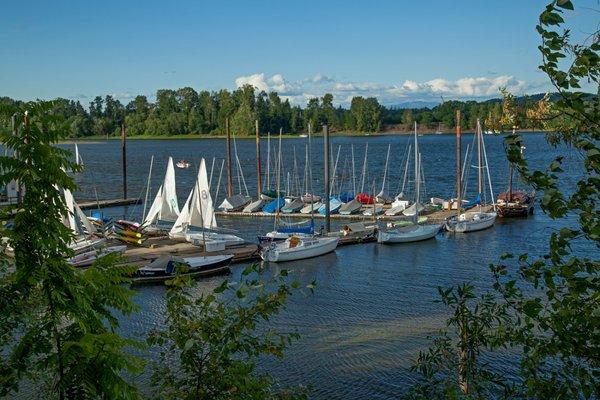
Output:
[0, 0, 597, 106]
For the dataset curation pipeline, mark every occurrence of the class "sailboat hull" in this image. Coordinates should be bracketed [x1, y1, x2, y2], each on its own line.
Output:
[378, 224, 441, 243]
[260, 237, 338, 262]
[445, 212, 497, 233]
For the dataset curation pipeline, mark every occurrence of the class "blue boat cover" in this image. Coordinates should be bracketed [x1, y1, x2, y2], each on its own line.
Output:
[263, 198, 285, 213]
[339, 192, 355, 203]
[277, 220, 314, 234]
[463, 193, 481, 209]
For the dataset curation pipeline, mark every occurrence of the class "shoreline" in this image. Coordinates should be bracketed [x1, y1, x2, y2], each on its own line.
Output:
[64, 129, 545, 142]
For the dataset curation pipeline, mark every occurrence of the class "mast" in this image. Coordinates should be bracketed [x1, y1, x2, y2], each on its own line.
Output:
[351, 144, 356, 195]
[400, 144, 412, 197]
[121, 123, 127, 199]
[274, 127, 282, 231]
[323, 124, 331, 233]
[414, 122, 420, 222]
[456, 110, 462, 217]
[360, 143, 368, 193]
[381, 143, 391, 194]
[208, 157, 215, 190]
[255, 119, 261, 197]
[330, 145, 341, 196]
[225, 118, 233, 198]
[308, 123, 315, 222]
[265, 131, 271, 191]
[477, 118, 483, 201]
[142, 155, 154, 222]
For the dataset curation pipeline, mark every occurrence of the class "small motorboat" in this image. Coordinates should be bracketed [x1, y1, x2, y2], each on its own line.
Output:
[260, 236, 339, 262]
[176, 160, 190, 169]
[133, 254, 233, 284]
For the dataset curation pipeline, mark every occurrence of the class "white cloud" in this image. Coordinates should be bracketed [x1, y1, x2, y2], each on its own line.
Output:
[234, 73, 543, 106]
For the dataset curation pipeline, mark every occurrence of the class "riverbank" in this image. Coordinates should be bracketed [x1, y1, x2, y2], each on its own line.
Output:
[64, 128, 544, 142]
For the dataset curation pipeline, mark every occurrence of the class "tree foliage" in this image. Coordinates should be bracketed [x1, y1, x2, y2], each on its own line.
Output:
[148, 264, 312, 400]
[0, 102, 142, 399]
[407, 1, 599, 398]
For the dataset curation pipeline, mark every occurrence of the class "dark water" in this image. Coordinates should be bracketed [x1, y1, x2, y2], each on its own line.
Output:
[67, 133, 586, 399]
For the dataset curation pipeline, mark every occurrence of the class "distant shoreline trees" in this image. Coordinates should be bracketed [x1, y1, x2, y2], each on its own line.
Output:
[0, 87, 591, 138]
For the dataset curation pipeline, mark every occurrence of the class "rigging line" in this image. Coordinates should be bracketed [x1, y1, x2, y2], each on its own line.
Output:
[208, 157, 216, 191]
[213, 159, 225, 209]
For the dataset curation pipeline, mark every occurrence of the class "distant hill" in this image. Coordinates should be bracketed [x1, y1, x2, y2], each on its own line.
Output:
[388, 101, 440, 110]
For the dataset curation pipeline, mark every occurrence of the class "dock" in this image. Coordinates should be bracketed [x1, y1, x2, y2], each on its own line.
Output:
[79, 198, 141, 210]
[121, 236, 260, 267]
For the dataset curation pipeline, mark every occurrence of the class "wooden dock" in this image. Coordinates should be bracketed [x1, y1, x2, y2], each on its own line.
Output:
[79, 198, 141, 210]
[120, 236, 260, 267]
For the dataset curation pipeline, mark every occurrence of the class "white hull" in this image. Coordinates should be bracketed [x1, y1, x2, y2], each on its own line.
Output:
[260, 236, 338, 262]
[339, 199, 362, 215]
[445, 212, 497, 233]
[378, 224, 441, 243]
[67, 245, 127, 267]
[185, 232, 245, 247]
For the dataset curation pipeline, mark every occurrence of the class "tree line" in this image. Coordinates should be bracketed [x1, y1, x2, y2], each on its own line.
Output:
[0, 88, 572, 138]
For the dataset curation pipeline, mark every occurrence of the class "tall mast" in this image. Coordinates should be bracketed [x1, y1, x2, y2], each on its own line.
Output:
[351, 144, 356, 195]
[360, 143, 368, 193]
[255, 119, 261, 198]
[381, 143, 391, 194]
[308, 123, 315, 221]
[265, 131, 271, 191]
[456, 110, 462, 217]
[225, 117, 233, 198]
[142, 155, 154, 222]
[323, 124, 331, 233]
[274, 127, 282, 231]
[414, 122, 420, 222]
[477, 119, 483, 199]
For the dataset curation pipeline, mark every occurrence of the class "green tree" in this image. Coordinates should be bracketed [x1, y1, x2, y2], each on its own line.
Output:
[0, 102, 142, 398]
[407, 2, 599, 398]
[148, 264, 311, 399]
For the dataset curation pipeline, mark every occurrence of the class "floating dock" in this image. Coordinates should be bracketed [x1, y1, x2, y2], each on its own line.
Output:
[79, 198, 141, 210]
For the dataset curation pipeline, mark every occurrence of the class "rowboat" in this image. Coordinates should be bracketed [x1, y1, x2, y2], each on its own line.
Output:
[176, 160, 190, 169]
[378, 224, 441, 243]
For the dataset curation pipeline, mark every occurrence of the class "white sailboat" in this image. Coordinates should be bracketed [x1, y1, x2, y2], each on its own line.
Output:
[62, 187, 107, 253]
[260, 127, 338, 262]
[445, 120, 497, 233]
[74, 143, 84, 168]
[143, 157, 180, 227]
[170, 158, 244, 248]
[379, 123, 442, 243]
[375, 144, 392, 204]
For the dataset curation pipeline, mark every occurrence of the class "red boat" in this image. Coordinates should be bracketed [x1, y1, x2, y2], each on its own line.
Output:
[356, 193, 375, 205]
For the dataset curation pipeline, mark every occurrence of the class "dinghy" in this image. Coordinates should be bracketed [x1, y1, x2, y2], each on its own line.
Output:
[339, 199, 362, 215]
[262, 198, 285, 213]
[133, 254, 233, 283]
[300, 201, 322, 214]
[301, 193, 321, 203]
[219, 194, 251, 212]
[67, 245, 127, 268]
[143, 157, 180, 227]
[260, 236, 339, 262]
[356, 193, 375, 204]
[170, 159, 244, 246]
[281, 198, 304, 213]
[243, 199, 265, 213]
[318, 197, 343, 215]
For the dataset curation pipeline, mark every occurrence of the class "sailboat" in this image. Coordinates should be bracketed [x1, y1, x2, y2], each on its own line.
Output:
[170, 158, 244, 248]
[379, 123, 442, 243]
[375, 144, 393, 204]
[143, 157, 180, 227]
[260, 128, 339, 262]
[318, 145, 343, 215]
[133, 253, 233, 283]
[445, 120, 497, 233]
[74, 143, 84, 169]
[355, 143, 374, 204]
[496, 143, 535, 217]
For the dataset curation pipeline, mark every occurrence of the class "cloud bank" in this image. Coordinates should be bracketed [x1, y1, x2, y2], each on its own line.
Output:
[234, 73, 544, 106]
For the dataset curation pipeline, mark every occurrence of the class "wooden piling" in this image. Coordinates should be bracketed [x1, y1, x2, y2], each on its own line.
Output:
[121, 123, 127, 199]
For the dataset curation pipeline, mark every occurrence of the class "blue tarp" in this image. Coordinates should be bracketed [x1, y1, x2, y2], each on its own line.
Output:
[463, 193, 481, 209]
[262, 198, 285, 213]
[277, 220, 314, 234]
